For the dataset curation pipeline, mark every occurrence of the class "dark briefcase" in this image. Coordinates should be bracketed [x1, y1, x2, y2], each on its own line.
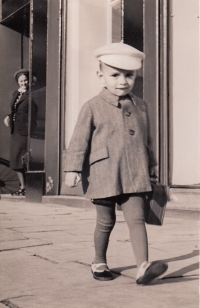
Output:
[144, 183, 168, 226]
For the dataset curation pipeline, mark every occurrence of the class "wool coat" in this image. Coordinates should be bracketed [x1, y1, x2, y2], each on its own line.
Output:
[63, 88, 157, 199]
[8, 90, 38, 170]
[9, 90, 38, 136]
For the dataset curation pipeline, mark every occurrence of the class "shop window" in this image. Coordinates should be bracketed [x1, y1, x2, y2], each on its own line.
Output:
[0, 0, 47, 171]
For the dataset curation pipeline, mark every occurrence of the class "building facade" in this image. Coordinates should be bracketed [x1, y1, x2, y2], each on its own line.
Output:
[0, 0, 199, 203]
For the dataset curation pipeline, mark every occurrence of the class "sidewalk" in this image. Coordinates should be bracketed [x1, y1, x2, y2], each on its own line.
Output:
[0, 199, 199, 308]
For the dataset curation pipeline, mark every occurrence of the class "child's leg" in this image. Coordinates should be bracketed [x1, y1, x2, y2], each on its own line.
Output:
[121, 196, 168, 284]
[93, 203, 116, 264]
[121, 196, 148, 268]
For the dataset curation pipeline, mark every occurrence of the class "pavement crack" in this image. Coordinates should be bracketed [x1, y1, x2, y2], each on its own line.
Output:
[32, 254, 59, 264]
[0, 299, 21, 308]
[159, 240, 198, 244]
[29, 230, 63, 233]
[69, 232, 78, 236]
[71, 261, 134, 280]
[72, 261, 90, 267]
[0, 243, 53, 252]
[0, 238, 29, 243]
[0, 296, 34, 308]
[43, 213, 72, 216]
[6, 228, 24, 234]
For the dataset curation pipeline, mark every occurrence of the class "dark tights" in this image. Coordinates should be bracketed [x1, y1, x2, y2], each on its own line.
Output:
[93, 196, 148, 268]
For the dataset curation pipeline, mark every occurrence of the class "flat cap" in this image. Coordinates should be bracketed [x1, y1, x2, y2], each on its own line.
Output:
[14, 69, 29, 81]
[94, 42, 145, 70]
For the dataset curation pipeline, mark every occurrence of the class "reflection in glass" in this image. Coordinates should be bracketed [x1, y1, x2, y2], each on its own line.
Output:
[124, 0, 143, 98]
[112, 2, 122, 43]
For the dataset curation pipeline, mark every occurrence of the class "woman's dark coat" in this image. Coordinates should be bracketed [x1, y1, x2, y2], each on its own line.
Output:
[10, 90, 38, 136]
[9, 90, 38, 169]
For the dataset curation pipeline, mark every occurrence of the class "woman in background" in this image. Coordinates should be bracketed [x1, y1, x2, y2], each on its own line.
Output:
[4, 69, 37, 196]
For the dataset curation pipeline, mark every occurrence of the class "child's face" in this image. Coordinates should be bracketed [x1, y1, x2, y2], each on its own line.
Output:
[98, 63, 136, 97]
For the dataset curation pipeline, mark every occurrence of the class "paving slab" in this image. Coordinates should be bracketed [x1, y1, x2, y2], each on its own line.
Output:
[0, 199, 199, 308]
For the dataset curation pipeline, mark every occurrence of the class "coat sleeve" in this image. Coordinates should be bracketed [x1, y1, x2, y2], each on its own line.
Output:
[63, 102, 94, 172]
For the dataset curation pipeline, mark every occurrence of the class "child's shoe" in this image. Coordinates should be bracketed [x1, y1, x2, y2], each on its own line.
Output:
[136, 260, 168, 285]
[91, 263, 114, 281]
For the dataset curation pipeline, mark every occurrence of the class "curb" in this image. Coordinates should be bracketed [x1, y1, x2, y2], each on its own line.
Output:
[1, 194, 199, 220]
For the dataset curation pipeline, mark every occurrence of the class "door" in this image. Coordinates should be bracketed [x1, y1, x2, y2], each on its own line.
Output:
[60, 0, 156, 196]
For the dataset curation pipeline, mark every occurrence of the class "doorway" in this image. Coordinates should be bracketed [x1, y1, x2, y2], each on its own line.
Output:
[60, 0, 155, 196]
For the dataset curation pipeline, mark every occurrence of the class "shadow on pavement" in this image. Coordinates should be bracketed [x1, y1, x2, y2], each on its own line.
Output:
[162, 249, 199, 263]
[149, 276, 199, 286]
[163, 262, 199, 279]
[111, 250, 199, 281]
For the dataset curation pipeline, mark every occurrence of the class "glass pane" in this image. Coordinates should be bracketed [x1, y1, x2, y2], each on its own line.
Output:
[2, 0, 30, 21]
[124, 0, 143, 98]
[0, 4, 30, 168]
[112, 2, 122, 42]
[1, 1, 30, 37]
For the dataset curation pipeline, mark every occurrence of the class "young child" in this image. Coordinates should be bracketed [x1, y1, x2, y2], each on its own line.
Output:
[64, 43, 168, 284]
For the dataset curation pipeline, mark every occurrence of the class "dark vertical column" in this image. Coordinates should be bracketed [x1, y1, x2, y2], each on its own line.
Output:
[26, 172, 45, 203]
[159, 0, 169, 186]
[143, 0, 159, 176]
[26, 0, 47, 202]
[21, 34, 23, 68]
[143, 0, 169, 186]
[124, 0, 143, 98]
[44, 0, 62, 195]
[124, 0, 143, 51]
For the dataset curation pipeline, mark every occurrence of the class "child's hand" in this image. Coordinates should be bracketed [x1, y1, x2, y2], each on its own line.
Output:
[65, 172, 81, 187]
[149, 166, 158, 182]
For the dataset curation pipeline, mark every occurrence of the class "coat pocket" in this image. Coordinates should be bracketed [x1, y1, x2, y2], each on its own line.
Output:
[89, 147, 109, 165]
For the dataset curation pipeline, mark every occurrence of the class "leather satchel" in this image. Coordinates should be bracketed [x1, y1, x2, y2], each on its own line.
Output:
[144, 183, 168, 226]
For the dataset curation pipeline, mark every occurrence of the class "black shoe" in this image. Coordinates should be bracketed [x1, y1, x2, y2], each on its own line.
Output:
[91, 263, 114, 281]
[11, 188, 26, 196]
[136, 261, 168, 285]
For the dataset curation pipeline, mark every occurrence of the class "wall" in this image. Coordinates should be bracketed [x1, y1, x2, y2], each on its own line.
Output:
[64, 0, 109, 148]
[169, 0, 200, 185]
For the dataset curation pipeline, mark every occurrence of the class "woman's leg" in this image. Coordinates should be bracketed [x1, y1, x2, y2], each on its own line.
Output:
[15, 170, 25, 189]
[121, 196, 148, 268]
[93, 203, 116, 264]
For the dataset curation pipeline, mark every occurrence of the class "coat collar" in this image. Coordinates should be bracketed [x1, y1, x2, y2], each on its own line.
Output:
[13, 89, 29, 98]
[100, 88, 136, 107]
[11, 90, 29, 108]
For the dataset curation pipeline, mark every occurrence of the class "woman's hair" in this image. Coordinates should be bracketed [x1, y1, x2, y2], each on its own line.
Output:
[14, 69, 29, 83]
[16, 72, 29, 82]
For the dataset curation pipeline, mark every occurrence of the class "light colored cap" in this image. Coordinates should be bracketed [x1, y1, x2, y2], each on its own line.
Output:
[94, 42, 145, 70]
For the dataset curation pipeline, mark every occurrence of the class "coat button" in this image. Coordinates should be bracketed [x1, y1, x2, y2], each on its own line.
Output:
[129, 129, 135, 135]
[125, 111, 131, 116]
